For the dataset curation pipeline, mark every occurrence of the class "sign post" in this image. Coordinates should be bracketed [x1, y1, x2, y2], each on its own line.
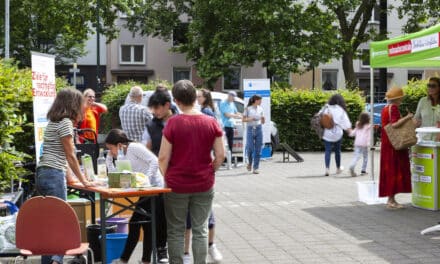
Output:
[31, 52, 56, 163]
[242, 79, 271, 159]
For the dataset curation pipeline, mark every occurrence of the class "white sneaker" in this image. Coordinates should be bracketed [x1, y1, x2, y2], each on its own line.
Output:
[208, 244, 223, 263]
[336, 166, 344, 174]
[111, 259, 127, 264]
[183, 254, 191, 264]
[349, 167, 357, 177]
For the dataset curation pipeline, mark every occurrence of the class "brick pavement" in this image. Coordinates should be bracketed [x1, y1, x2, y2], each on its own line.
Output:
[206, 151, 440, 264]
[4, 151, 440, 264]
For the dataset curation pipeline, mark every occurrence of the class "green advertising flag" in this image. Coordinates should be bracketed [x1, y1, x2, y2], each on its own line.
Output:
[370, 24, 440, 68]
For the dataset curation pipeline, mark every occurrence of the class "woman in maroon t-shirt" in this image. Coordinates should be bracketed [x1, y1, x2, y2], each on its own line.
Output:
[158, 80, 225, 264]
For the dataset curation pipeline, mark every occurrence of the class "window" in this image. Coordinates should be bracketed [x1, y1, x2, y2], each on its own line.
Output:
[173, 67, 191, 82]
[173, 23, 189, 46]
[120, 45, 145, 64]
[408, 71, 423, 82]
[322, 69, 338, 90]
[361, 49, 370, 68]
[223, 67, 241, 90]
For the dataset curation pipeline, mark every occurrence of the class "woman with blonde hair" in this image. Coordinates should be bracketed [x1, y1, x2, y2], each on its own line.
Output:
[78, 88, 107, 143]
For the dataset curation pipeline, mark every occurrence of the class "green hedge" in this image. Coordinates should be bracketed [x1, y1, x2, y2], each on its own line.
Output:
[100, 80, 172, 133]
[401, 79, 428, 114]
[0, 60, 69, 191]
[271, 89, 365, 151]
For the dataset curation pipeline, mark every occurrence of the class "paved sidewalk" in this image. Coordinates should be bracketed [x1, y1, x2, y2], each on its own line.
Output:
[5, 151, 440, 264]
[202, 151, 440, 264]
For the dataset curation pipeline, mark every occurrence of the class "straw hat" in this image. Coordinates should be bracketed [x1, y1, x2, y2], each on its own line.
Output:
[385, 87, 405, 100]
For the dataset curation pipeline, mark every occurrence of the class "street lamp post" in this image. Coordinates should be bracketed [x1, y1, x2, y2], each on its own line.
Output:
[96, 0, 101, 92]
[5, 0, 10, 59]
[73, 63, 77, 88]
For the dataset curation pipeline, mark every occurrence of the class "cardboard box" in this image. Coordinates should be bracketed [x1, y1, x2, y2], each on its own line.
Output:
[68, 198, 101, 242]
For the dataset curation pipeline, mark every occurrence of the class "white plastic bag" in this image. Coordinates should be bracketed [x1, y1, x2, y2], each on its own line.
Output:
[0, 213, 17, 249]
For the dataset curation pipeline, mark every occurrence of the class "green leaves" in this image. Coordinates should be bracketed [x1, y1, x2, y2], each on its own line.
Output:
[125, 0, 339, 85]
[0, 0, 129, 66]
[271, 86, 365, 151]
[100, 80, 172, 133]
[401, 79, 429, 114]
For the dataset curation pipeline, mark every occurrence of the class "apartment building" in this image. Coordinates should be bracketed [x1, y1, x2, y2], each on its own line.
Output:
[57, 33, 107, 93]
[105, 18, 266, 91]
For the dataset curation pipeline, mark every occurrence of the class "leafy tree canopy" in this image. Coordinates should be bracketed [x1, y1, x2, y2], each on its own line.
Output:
[125, 0, 340, 83]
[0, 0, 129, 66]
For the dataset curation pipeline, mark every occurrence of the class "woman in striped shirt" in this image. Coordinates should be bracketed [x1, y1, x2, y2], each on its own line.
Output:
[36, 88, 94, 264]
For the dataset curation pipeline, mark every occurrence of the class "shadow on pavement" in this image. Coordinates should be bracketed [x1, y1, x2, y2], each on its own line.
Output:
[303, 203, 440, 263]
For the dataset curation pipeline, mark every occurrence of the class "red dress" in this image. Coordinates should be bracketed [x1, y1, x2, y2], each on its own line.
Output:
[379, 104, 412, 197]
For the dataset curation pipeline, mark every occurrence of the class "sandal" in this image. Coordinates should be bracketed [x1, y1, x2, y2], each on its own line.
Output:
[386, 202, 405, 209]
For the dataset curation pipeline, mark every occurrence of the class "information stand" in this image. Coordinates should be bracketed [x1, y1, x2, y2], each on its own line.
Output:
[412, 127, 440, 210]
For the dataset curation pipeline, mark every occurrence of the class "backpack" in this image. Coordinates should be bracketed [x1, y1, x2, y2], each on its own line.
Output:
[310, 105, 334, 138]
[311, 113, 324, 139]
[320, 112, 334, 129]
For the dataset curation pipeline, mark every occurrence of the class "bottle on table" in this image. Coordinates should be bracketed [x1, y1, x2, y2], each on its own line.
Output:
[97, 148, 107, 179]
[116, 148, 132, 172]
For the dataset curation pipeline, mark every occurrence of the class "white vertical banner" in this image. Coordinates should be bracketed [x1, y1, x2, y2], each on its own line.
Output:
[243, 79, 271, 144]
[31, 52, 56, 163]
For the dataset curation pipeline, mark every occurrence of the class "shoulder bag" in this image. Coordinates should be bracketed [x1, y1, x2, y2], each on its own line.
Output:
[384, 105, 417, 150]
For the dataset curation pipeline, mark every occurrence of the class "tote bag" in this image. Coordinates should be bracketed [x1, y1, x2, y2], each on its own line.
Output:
[384, 105, 417, 150]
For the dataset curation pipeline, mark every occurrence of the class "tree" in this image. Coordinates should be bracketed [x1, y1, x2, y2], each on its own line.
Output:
[318, 0, 376, 89]
[126, 0, 340, 86]
[396, 0, 440, 33]
[0, 0, 129, 66]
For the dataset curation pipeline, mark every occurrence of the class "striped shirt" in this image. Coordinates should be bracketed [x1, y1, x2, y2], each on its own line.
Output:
[38, 118, 73, 171]
[106, 142, 164, 187]
[119, 101, 152, 142]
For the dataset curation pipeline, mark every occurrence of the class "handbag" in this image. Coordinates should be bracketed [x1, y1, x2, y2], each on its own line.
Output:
[384, 105, 417, 150]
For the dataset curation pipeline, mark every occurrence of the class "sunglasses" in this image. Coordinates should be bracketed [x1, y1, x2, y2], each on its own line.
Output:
[87, 95, 96, 98]
[427, 83, 439, 89]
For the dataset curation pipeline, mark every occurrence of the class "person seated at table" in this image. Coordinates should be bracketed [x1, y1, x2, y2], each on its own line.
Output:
[105, 129, 165, 264]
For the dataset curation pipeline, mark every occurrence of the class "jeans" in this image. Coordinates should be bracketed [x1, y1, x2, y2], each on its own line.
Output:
[35, 166, 66, 264]
[120, 194, 167, 263]
[246, 125, 263, 170]
[324, 140, 342, 169]
[350, 146, 368, 172]
[224, 127, 234, 151]
[164, 189, 214, 264]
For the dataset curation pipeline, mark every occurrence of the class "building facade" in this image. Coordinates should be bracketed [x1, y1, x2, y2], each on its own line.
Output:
[105, 18, 266, 92]
[57, 33, 107, 93]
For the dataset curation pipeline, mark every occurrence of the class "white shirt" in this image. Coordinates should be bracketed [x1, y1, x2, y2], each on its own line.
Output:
[244, 105, 264, 126]
[321, 104, 352, 142]
[106, 142, 164, 187]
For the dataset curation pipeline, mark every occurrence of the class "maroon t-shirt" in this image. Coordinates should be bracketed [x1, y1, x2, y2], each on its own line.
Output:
[163, 114, 223, 193]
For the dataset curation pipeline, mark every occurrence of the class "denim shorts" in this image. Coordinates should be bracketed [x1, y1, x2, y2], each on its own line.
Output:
[36, 166, 67, 200]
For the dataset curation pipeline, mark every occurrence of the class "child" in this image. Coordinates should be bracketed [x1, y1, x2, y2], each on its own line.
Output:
[349, 112, 371, 177]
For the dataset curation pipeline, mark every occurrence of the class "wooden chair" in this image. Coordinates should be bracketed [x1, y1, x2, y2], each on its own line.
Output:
[14, 196, 93, 263]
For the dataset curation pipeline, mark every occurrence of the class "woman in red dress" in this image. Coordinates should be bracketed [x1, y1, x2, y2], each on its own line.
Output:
[379, 87, 412, 209]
